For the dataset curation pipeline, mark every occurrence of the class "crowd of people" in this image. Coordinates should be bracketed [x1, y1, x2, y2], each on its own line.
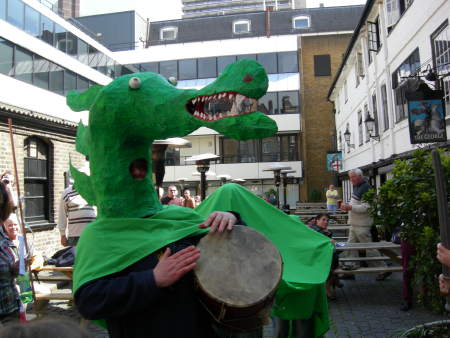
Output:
[160, 185, 201, 208]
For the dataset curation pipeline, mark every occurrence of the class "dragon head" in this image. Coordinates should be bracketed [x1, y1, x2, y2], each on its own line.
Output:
[67, 59, 277, 218]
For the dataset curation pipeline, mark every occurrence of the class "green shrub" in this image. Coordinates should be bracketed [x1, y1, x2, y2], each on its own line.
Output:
[365, 149, 450, 312]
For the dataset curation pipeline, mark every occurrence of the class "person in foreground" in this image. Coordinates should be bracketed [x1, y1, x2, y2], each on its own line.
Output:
[437, 243, 450, 294]
[75, 211, 240, 338]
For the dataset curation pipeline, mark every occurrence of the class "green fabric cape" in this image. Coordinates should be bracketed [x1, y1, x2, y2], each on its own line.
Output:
[73, 184, 332, 337]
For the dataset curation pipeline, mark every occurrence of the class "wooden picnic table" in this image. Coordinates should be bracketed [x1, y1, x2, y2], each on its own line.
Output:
[335, 241, 401, 264]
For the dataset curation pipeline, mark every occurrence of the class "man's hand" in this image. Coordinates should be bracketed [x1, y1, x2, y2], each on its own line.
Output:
[199, 211, 237, 232]
[340, 204, 352, 211]
[439, 274, 450, 294]
[153, 246, 200, 287]
[61, 235, 68, 247]
[437, 243, 450, 267]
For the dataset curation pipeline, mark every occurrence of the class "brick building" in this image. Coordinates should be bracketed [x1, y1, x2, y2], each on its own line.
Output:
[299, 34, 353, 201]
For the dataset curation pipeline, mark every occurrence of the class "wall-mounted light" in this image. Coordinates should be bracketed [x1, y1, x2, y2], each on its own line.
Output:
[424, 64, 438, 82]
[343, 127, 355, 149]
[364, 115, 380, 141]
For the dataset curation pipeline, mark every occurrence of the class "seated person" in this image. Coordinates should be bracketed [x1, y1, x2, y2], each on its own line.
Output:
[309, 213, 340, 300]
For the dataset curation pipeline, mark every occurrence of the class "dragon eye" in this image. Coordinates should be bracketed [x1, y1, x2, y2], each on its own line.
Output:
[129, 77, 141, 89]
[243, 74, 253, 83]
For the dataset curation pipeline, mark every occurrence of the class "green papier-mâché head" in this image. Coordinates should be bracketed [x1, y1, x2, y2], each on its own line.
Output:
[67, 59, 277, 218]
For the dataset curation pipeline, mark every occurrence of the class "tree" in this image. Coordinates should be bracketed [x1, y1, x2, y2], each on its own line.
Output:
[365, 149, 450, 312]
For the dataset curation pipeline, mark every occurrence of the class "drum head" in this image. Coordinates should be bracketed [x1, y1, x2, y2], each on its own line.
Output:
[194, 225, 282, 307]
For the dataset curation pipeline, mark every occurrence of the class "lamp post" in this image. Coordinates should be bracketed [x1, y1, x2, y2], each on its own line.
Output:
[263, 164, 291, 209]
[364, 115, 380, 141]
[343, 127, 355, 149]
[177, 177, 188, 192]
[216, 174, 231, 186]
[231, 178, 246, 185]
[152, 138, 191, 196]
[187, 153, 219, 200]
[280, 169, 296, 211]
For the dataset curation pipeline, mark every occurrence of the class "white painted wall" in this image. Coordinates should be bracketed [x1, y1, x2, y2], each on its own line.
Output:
[0, 74, 87, 123]
[331, 0, 450, 175]
[113, 35, 299, 63]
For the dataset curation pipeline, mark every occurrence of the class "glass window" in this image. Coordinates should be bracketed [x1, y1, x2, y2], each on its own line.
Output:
[24, 5, 39, 37]
[0, 0, 5, 20]
[88, 46, 100, 67]
[179, 59, 197, 80]
[96, 53, 108, 75]
[364, 104, 370, 142]
[278, 52, 298, 73]
[0, 38, 14, 76]
[14, 46, 33, 84]
[292, 15, 310, 29]
[357, 110, 363, 146]
[7, 0, 24, 29]
[49, 62, 63, 95]
[314, 54, 331, 76]
[66, 32, 78, 57]
[278, 91, 299, 114]
[24, 137, 50, 225]
[77, 76, 89, 91]
[217, 55, 236, 74]
[54, 24, 67, 53]
[64, 70, 76, 94]
[159, 60, 177, 79]
[77, 39, 89, 65]
[33, 55, 50, 90]
[237, 54, 256, 60]
[39, 15, 54, 45]
[106, 58, 115, 78]
[140, 62, 158, 73]
[257, 53, 277, 74]
[160, 27, 177, 40]
[280, 135, 298, 161]
[239, 139, 258, 163]
[233, 20, 250, 34]
[261, 136, 280, 162]
[220, 138, 239, 163]
[381, 84, 389, 130]
[198, 57, 216, 78]
[257, 92, 277, 115]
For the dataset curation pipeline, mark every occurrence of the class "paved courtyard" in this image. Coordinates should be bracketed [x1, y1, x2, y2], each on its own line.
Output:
[33, 271, 449, 337]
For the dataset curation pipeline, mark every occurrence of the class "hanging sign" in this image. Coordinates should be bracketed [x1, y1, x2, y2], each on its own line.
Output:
[326, 152, 342, 172]
[406, 83, 447, 144]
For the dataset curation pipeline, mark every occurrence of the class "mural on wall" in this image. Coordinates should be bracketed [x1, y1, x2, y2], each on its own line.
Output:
[326, 152, 343, 172]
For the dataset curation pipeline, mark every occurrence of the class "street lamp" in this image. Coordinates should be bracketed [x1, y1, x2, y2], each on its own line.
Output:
[280, 169, 296, 211]
[186, 153, 219, 200]
[263, 164, 292, 209]
[343, 127, 355, 149]
[152, 138, 191, 195]
[231, 178, 246, 185]
[364, 115, 380, 141]
[216, 174, 231, 185]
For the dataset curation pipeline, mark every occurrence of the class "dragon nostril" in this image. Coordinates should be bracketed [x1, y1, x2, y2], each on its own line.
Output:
[129, 77, 141, 90]
[243, 74, 253, 83]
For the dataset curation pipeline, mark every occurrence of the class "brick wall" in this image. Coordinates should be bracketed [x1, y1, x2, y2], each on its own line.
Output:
[299, 34, 352, 202]
[0, 116, 83, 255]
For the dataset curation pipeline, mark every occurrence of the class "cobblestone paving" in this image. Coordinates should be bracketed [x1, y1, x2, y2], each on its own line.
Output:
[34, 271, 450, 338]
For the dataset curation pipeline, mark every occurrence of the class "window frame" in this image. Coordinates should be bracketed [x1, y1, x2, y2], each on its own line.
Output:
[160, 26, 178, 41]
[233, 19, 251, 34]
[292, 15, 310, 29]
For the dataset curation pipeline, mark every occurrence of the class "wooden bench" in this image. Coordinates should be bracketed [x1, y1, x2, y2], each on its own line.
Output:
[328, 225, 351, 231]
[335, 241, 402, 268]
[339, 256, 401, 262]
[335, 266, 402, 275]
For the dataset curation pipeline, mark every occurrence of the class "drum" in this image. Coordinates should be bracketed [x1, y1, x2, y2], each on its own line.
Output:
[194, 225, 282, 331]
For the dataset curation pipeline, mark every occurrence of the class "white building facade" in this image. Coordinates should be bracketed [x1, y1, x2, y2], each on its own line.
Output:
[328, 0, 450, 201]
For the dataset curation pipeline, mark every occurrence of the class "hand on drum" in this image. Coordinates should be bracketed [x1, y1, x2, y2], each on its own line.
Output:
[153, 246, 200, 287]
[199, 211, 237, 233]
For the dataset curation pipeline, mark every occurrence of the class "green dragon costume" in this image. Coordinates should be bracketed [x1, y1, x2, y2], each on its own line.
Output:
[67, 59, 333, 337]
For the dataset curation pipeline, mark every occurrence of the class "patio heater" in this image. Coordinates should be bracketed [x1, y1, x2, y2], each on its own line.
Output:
[263, 164, 292, 209]
[187, 153, 219, 200]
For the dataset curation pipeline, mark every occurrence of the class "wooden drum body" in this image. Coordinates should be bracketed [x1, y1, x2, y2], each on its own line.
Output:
[194, 225, 282, 331]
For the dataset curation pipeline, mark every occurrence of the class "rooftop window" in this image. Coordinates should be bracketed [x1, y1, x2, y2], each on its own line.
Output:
[292, 16, 310, 29]
[233, 20, 251, 34]
[160, 26, 178, 41]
